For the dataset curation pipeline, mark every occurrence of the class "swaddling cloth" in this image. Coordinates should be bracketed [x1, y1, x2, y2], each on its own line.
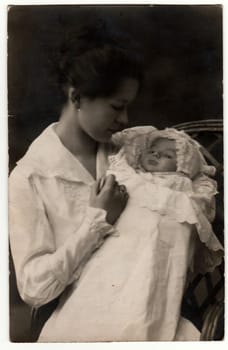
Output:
[39, 175, 197, 342]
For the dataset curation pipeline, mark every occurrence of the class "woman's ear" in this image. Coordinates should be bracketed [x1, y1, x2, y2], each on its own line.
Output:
[69, 87, 80, 109]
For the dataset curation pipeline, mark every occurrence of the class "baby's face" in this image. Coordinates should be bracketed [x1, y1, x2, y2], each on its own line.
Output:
[140, 138, 177, 172]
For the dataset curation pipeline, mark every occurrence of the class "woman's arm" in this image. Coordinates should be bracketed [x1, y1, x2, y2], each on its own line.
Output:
[9, 169, 115, 308]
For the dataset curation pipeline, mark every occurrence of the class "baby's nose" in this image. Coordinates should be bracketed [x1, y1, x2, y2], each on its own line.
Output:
[152, 151, 160, 159]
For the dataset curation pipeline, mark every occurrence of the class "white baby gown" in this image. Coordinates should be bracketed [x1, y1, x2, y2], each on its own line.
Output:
[39, 150, 223, 342]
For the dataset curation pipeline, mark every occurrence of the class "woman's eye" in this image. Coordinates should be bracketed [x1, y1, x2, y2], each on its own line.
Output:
[111, 104, 125, 111]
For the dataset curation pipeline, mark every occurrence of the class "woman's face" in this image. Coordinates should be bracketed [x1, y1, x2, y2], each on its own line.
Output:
[77, 78, 139, 142]
[140, 138, 177, 172]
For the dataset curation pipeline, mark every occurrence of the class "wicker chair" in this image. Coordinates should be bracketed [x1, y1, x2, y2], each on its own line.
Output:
[173, 119, 224, 341]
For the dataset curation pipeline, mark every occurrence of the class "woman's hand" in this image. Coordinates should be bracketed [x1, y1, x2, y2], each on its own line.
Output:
[90, 175, 128, 225]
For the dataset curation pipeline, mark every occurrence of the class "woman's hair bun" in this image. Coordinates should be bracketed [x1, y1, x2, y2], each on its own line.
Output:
[59, 18, 138, 58]
[49, 17, 144, 105]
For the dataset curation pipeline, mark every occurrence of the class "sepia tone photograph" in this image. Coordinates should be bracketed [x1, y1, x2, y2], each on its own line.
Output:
[8, 4, 224, 343]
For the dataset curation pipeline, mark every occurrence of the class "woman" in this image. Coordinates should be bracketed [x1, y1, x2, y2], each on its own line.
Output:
[9, 19, 204, 342]
[9, 19, 144, 340]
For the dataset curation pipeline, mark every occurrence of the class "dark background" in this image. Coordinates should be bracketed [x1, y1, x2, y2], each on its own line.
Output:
[8, 4, 223, 342]
[8, 4, 223, 171]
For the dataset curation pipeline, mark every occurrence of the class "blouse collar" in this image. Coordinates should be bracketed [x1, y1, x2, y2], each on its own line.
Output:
[17, 123, 110, 184]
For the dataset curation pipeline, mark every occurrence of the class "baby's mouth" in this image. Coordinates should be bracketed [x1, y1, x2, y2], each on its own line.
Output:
[148, 159, 158, 166]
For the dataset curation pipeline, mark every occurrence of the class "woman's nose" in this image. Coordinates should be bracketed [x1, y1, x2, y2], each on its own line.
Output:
[117, 109, 128, 126]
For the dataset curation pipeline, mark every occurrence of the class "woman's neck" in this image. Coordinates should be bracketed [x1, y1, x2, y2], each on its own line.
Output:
[56, 104, 97, 158]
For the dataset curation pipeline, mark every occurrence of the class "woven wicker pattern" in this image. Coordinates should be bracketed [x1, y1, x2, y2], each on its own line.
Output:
[173, 119, 223, 173]
[173, 119, 224, 340]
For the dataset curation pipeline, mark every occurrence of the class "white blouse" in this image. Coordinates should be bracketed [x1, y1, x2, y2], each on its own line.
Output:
[9, 123, 114, 308]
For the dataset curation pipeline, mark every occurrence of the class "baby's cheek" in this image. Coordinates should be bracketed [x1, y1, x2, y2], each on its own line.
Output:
[167, 160, 177, 171]
[140, 156, 148, 168]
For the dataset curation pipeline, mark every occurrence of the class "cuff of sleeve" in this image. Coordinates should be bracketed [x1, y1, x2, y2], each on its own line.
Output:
[85, 206, 114, 238]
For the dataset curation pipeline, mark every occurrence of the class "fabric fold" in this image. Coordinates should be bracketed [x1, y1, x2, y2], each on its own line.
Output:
[108, 148, 223, 275]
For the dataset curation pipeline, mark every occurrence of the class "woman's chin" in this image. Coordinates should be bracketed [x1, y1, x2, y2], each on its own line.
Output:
[94, 133, 112, 143]
[99, 131, 113, 143]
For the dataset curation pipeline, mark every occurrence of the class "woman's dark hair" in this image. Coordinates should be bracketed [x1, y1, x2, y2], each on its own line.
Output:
[51, 18, 144, 105]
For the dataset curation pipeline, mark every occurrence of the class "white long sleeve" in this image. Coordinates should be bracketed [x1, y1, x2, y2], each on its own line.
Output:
[9, 168, 114, 308]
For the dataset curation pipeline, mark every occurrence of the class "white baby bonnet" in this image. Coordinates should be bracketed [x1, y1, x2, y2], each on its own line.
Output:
[111, 126, 223, 274]
[113, 126, 216, 180]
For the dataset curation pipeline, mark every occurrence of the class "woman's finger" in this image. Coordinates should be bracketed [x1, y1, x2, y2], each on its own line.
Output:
[102, 174, 116, 190]
[91, 180, 101, 195]
[119, 185, 127, 194]
[98, 176, 106, 193]
[124, 192, 129, 200]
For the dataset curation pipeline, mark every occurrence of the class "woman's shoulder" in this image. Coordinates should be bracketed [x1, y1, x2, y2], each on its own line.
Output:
[11, 123, 60, 178]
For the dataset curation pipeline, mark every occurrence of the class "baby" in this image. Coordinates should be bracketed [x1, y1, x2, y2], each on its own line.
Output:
[109, 127, 220, 220]
[140, 137, 177, 172]
[39, 127, 223, 342]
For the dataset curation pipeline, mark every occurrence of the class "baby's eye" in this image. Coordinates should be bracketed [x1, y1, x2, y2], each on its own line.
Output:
[163, 153, 173, 159]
